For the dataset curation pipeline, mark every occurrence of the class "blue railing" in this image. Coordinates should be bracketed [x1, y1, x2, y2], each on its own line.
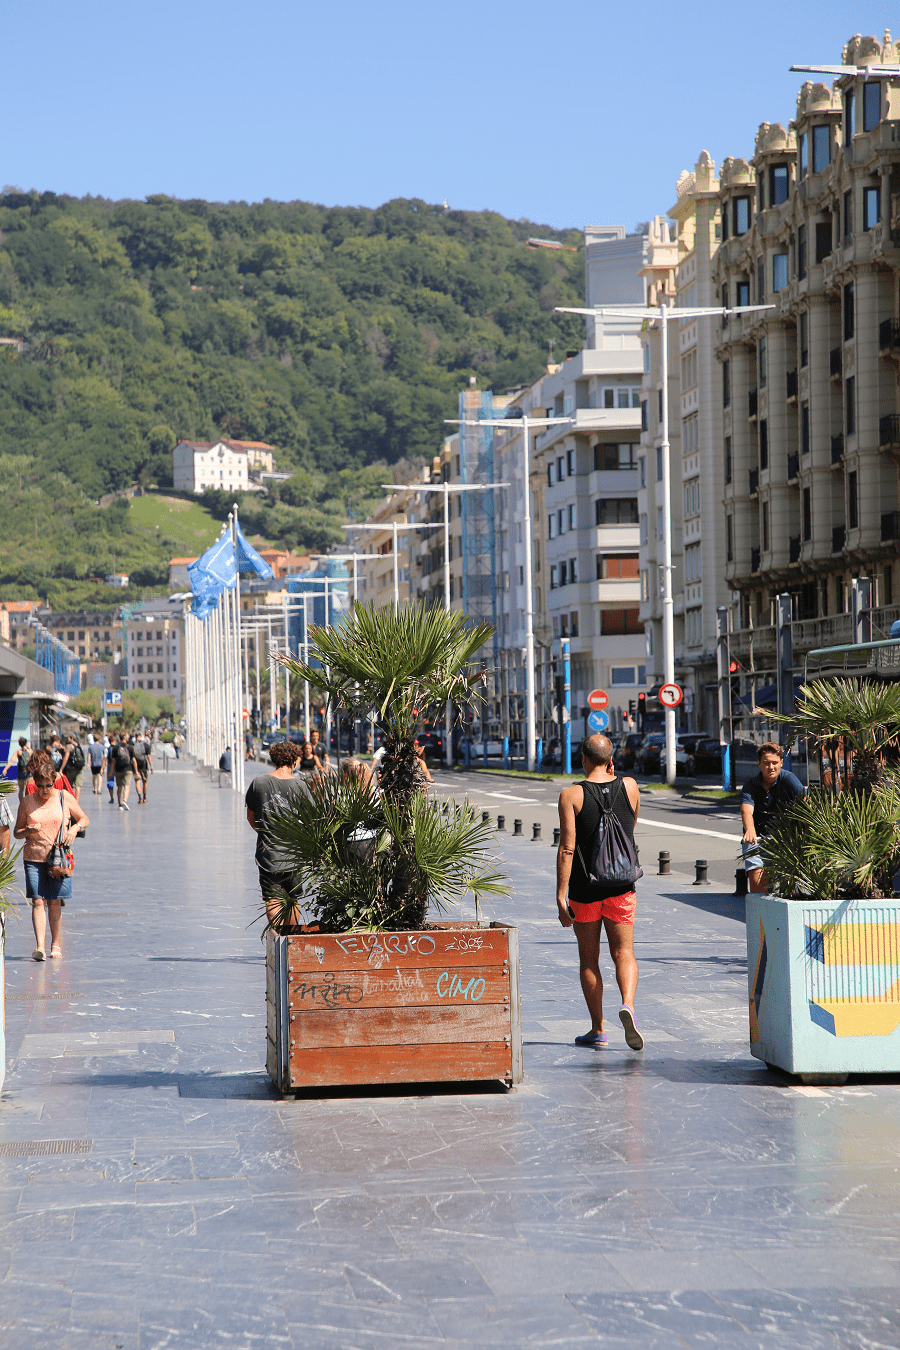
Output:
[33, 622, 80, 697]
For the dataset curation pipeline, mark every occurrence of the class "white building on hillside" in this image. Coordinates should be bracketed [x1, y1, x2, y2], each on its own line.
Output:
[172, 440, 250, 494]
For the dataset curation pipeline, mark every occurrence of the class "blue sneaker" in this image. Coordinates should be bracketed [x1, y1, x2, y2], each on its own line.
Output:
[574, 1030, 608, 1046]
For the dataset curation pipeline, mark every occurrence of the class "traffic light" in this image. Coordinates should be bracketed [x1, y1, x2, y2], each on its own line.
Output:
[729, 659, 741, 714]
[637, 691, 646, 732]
[628, 699, 636, 717]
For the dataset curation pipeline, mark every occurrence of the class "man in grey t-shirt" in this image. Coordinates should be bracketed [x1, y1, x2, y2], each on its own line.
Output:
[245, 741, 311, 928]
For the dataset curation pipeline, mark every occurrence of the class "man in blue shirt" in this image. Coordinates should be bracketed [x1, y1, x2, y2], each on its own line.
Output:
[741, 742, 804, 893]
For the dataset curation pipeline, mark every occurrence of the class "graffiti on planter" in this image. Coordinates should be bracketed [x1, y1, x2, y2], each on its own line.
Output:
[436, 971, 486, 1002]
[294, 972, 363, 1006]
[445, 935, 493, 953]
[333, 932, 439, 968]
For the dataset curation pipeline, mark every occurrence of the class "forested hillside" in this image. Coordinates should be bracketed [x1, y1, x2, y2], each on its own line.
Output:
[0, 190, 585, 606]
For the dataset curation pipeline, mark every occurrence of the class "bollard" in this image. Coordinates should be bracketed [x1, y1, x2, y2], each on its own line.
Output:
[513, 819, 523, 836]
[658, 851, 671, 876]
[693, 859, 710, 886]
[497, 814, 505, 831]
[482, 811, 490, 824]
[532, 822, 541, 841]
[553, 826, 560, 846]
[734, 867, 748, 897]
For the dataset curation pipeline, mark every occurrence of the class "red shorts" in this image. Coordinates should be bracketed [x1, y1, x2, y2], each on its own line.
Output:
[567, 891, 636, 926]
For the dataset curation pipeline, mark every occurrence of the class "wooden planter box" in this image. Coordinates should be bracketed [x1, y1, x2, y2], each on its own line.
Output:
[747, 894, 900, 1082]
[266, 922, 523, 1091]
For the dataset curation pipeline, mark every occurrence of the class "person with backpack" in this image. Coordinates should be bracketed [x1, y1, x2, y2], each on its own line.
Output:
[105, 734, 117, 803]
[132, 736, 153, 804]
[61, 736, 86, 801]
[113, 734, 136, 811]
[555, 732, 644, 1051]
[13, 737, 32, 800]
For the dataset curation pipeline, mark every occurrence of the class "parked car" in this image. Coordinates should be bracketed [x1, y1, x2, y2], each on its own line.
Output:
[674, 732, 706, 777]
[614, 733, 644, 772]
[416, 731, 444, 761]
[691, 738, 724, 774]
[456, 738, 504, 762]
[261, 732, 288, 763]
[634, 733, 667, 774]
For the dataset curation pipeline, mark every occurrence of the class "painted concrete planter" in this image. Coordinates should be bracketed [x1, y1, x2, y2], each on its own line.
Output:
[266, 922, 523, 1092]
[747, 894, 900, 1080]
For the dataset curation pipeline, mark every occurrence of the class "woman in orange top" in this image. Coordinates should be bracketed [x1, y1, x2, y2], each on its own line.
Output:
[14, 752, 88, 961]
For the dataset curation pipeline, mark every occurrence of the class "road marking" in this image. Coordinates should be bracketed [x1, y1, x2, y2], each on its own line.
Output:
[636, 816, 738, 843]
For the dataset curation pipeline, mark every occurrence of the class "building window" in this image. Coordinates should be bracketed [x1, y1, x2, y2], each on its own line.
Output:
[759, 420, 768, 471]
[641, 400, 648, 432]
[558, 509, 567, 536]
[770, 164, 789, 206]
[724, 436, 732, 485]
[762, 501, 770, 553]
[816, 220, 832, 262]
[567, 448, 575, 476]
[863, 185, 880, 231]
[802, 486, 812, 540]
[863, 80, 881, 132]
[757, 255, 765, 302]
[885, 564, 893, 606]
[547, 463, 555, 488]
[812, 124, 830, 173]
[758, 337, 767, 388]
[596, 498, 639, 525]
[683, 479, 700, 518]
[550, 565, 558, 590]
[844, 89, 855, 139]
[567, 504, 575, 532]
[657, 507, 664, 542]
[798, 225, 807, 281]
[846, 375, 856, 435]
[848, 471, 859, 529]
[801, 403, 810, 455]
[600, 608, 642, 635]
[597, 553, 639, 579]
[734, 197, 750, 235]
[685, 543, 702, 582]
[800, 311, 808, 367]
[844, 190, 853, 241]
[723, 360, 731, 408]
[640, 569, 649, 600]
[548, 514, 557, 539]
[721, 204, 729, 241]
[798, 133, 807, 179]
[639, 512, 648, 545]
[557, 456, 565, 481]
[843, 282, 854, 340]
[594, 443, 637, 471]
[570, 611, 579, 637]
[685, 608, 702, 647]
[736, 280, 749, 308]
[611, 667, 637, 686]
[773, 253, 788, 291]
[726, 515, 734, 562]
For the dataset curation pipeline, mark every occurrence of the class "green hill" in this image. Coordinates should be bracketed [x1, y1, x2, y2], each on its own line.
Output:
[0, 190, 586, 604]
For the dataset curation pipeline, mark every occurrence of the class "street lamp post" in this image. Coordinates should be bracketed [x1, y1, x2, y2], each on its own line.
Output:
[557, 302, 773, 782]
[446, 416, 573, 773]
[343, 522, 442, 608]
[383, 480, 510, 768]
[310, 553, 368, 607]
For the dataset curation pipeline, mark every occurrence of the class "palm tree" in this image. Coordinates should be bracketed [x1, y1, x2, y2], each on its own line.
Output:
[267, 602, 508, 931]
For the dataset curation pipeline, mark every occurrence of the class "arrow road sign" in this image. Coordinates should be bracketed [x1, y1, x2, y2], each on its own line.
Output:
[658, 682, 684, 709]
[587, 710, 610, 732]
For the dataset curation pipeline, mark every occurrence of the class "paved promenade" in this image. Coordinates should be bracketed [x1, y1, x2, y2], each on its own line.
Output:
[1, 757, 898, 1349]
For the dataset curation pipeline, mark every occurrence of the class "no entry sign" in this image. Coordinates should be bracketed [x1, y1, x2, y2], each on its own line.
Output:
[587, 689, 609, 711]
[658, 682, 684, 709]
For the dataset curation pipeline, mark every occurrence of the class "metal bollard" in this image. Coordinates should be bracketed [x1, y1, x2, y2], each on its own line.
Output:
[734, 867, 748, 897]
[658, 851, 671, 876]
[532, 822, 541, 841]
[513, 819, 523, 836]
[482, 811, 490, 824]
[693, 859, 710, 886]
[553, 826, 560, 846]
[497, 814, 505, 831]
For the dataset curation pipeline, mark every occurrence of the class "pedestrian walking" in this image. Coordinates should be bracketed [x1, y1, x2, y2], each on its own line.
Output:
[14, 753, 89, 961]
[172, 731, 182, 760]
[297, 740, 321, 776]
[132, 736, 153, 803]
[245, 728, 255, 761]
[113, 735, 135, 811]
[88, 737, 105, 794]
[12, 737, 32, 801]
[740, 742, 805, 893]
[413, 738, 434, 785]
[105, 734, 117, 803]
[555, 732, 644, 1051]
[0, 785, 13, 854]
[61, 735, 86, 802]
[245, 740, 311, 930]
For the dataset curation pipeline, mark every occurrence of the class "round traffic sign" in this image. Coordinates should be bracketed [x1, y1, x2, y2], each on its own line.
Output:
[587, 688, 609, 711]
[587, 710, 609, 733]
[658, 682, 684, 709]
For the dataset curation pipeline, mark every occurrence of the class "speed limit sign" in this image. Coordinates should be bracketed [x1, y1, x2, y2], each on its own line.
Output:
[658, 682, 684, 709]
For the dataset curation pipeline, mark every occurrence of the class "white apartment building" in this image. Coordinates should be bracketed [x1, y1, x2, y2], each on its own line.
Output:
[124, 601, 185, 710]
[172, 440, 250, 493]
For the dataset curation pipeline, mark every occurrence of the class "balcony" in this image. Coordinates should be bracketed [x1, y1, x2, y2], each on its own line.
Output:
[831, 433, 844, 465]
[879, 318, 900, 354]
[830, 347, 842, 379]
[787, 452, 799, 481]
[749, 467, 759, 495]
[882, 511, 900, 542]
[750, 547, 761, 573]
[749, 388, 758, 418]
[789, 535, 801, 563]
[880, 414, 900, 448]
[786, 368, 798, 401]
[832, 524, 846, 553]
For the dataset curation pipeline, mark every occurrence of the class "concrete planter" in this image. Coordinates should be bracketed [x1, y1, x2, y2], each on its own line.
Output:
[747, 894, 900, 1082]
[266, 922, 523, 1092]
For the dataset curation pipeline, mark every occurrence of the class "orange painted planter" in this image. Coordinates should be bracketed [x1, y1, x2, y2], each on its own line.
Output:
[266, 923, 523, 1091]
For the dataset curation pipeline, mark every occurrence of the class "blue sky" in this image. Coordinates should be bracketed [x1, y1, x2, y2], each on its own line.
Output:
[7, 2, 887, 229]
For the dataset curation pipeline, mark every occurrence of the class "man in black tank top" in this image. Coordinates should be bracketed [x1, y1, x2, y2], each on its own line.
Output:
[556, 733, 644, 1050]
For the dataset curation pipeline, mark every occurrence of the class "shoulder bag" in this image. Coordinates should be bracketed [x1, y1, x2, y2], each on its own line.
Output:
[46, 791, 75, 879]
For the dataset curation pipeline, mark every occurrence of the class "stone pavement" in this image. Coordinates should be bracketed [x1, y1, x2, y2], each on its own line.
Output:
[1, 757, 899, 1349]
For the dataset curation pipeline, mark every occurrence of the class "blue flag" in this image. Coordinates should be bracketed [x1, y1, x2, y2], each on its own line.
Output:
[188, 532, 237, 620]
[234, 519, 274, 580]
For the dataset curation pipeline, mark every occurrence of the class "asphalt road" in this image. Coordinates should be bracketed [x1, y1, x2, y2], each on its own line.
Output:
[427, 767, 744, 896]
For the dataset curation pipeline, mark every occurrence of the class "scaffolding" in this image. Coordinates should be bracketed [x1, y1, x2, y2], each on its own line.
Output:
[32, 620, 80, 698]
[459, 389, 498, 663]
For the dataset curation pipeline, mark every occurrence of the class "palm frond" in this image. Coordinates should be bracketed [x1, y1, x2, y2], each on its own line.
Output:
[767, 677, 900, 758]
[764, 789, 900, 900]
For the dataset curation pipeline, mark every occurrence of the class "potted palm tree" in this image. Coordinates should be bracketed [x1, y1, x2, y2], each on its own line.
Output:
[262, 602, 521, 1092]
[747, 677, 900, 1083]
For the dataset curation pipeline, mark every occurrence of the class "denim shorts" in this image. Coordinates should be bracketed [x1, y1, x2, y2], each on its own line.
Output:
[24, 860, 72, 902]
[742, 840, 766, 872]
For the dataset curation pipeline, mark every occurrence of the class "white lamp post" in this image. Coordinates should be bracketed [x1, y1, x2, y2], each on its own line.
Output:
[342, 521, 442, 607]
[385, 480, 510, 768]
[557, 302, 773, 783]
[310, 553, 368, 607]
[446, 415, 573, 773]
